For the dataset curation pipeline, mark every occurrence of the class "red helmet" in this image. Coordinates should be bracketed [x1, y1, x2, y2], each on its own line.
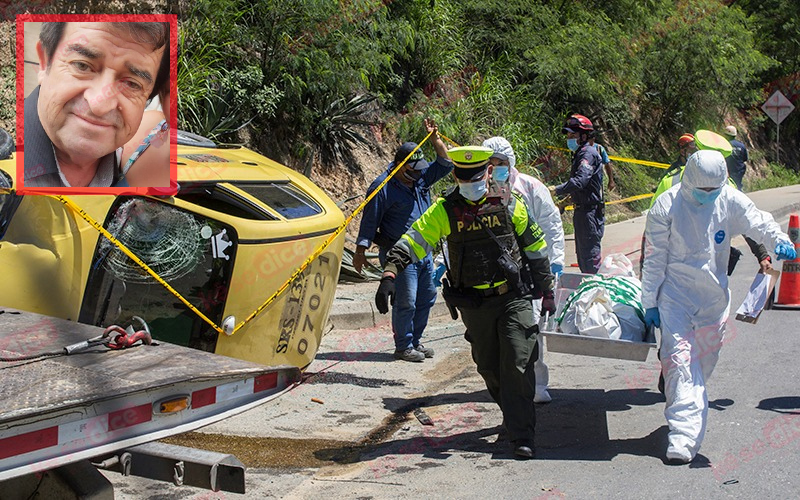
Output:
[563, 114, 594, 134]
[678, 133, 695, 147]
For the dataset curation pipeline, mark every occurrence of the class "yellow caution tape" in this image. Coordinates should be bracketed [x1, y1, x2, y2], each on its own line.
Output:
[439, 133, 460, 148]
[605, 193, 654, 205]
[52, 195, 225, 335]
[608, 154, 669, 169]
[230, 130, 435, 335]
[562, 192, 653, 211]
[546, 146, 670, 169]
[38, 134, 435, 339]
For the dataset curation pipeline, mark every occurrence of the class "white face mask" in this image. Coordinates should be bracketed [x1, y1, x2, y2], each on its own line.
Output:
[459, 179, 488, 201]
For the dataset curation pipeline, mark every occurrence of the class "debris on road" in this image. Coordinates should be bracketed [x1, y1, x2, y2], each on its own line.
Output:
[413, 407, 434, 426]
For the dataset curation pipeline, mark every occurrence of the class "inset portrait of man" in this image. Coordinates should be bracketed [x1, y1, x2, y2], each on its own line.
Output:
[23, 21, 170, 189]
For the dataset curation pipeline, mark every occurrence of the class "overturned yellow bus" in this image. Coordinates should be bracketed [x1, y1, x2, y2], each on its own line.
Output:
[0, 132, 345, 369]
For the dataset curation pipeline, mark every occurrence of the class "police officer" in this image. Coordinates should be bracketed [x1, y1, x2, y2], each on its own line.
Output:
[554, 114, 604, 274]
[375, 146, 556, 459]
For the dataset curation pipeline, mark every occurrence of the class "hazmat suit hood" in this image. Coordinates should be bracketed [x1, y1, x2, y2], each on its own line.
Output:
[482, 136, 517, 169]
[508, 166, 520, 185]
[679, 150, 727, 206]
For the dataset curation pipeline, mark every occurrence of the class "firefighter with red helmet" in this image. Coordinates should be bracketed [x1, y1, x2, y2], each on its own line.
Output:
[554, 114, 605, 274]
[668, 133, 697, 176]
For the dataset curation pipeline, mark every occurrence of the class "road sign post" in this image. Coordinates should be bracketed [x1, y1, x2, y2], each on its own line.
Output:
[761, 90, 795, 164]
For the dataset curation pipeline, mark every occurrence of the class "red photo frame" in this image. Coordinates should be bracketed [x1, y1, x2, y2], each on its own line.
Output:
[16, 14, 178, 195]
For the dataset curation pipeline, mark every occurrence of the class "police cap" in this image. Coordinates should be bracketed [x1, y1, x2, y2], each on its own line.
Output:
[449, 146, 494, 181]
[694, 130, 733, 158]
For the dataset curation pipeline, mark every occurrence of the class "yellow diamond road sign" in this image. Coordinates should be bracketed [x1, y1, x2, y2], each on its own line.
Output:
[762, 90, 795, 125]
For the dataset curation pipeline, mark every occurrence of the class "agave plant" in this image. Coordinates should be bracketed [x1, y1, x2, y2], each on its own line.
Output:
[306, 93, 377, 176]
[177, 1, 256, 143]
[180, 84, 255, 143]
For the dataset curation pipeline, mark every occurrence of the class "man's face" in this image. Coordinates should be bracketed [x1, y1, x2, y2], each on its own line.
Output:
[398, 161, 425, 186]
[488, 157, 509, 168]
[488, 157, 511, 185]
[455, 167, 489, 186]
[36, 23, 164, 165]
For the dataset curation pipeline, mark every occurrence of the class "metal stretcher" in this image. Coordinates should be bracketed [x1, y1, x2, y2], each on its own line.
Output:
[540, 273, 657, 362]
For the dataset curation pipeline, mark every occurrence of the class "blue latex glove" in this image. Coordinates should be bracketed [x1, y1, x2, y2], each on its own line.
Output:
[644, 307, 660, 329]
[550, 263, 563, 277]
[776, 243, 797, 261]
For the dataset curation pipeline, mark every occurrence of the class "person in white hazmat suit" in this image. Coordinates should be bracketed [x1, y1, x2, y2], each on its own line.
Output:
[483, 136, 566, 404]
[641, 149, 797, 464]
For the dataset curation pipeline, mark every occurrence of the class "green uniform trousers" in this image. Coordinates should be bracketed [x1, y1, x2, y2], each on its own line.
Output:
[460, 293, 538, 443]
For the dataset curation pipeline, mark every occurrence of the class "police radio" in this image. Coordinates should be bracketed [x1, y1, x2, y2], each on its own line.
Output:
[472, 214, 530, 296]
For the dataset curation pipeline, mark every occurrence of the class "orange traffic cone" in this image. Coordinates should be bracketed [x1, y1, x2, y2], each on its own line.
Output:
[774, 213, 800, 309]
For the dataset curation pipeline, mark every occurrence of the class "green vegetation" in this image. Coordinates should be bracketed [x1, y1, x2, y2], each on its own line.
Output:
[1, 0, 798, 194]
[172, 0, 799, 192]
[746, 163, 800, 192]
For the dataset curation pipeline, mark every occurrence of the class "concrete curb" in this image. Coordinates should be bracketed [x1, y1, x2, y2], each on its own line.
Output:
[771, 201, 800, 221]
[328, 300, 375, 331]
[328, 295, 451, 331]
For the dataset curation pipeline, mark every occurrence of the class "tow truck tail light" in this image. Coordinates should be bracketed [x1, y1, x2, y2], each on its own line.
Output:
[155, 396, 190, 414]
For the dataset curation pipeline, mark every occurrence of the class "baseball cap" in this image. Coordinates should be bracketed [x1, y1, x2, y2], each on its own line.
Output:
[394, 142, 428, 170]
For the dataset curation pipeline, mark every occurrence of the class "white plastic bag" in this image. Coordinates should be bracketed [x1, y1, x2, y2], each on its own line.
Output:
[559, 286, 621, 338]
[598, 253, 635, 278]
[611, 303, 645, 342]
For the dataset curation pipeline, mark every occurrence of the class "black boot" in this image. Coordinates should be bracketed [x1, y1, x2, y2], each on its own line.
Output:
[513, 440, 535, 459]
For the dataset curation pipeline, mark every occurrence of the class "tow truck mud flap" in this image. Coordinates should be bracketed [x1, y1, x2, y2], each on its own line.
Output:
[0, 309, 300, 482]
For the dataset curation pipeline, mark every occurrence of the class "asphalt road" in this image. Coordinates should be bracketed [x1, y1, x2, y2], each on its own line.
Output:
[108, 214, 800, 499]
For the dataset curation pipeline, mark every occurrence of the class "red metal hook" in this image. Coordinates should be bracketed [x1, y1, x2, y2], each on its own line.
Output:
[103, 325, 153, 350]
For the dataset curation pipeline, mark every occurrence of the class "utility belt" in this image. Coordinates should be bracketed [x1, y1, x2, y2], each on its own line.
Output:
[475, 282, 511, 297]
[441, 279, 512, 312]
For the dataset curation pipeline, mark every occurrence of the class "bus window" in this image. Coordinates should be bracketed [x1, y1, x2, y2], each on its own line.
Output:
[79, 197, 237, 352]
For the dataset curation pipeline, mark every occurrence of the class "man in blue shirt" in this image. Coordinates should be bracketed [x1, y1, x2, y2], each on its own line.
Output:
[723, 125, 749, 190]
[354, 119, 452, 362]
[554, 114, 604, 274]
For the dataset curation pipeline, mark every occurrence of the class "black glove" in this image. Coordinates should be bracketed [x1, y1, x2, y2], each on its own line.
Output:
[541, 290, 556, 316]
[375, 275, 396, 314]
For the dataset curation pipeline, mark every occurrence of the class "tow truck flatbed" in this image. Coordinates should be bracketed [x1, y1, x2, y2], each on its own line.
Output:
[0, 308, 300, 482]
